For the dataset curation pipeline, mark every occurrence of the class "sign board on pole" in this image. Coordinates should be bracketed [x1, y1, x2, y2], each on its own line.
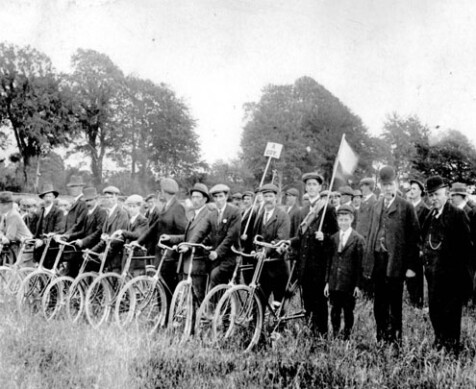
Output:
[264, 142, 283, 159]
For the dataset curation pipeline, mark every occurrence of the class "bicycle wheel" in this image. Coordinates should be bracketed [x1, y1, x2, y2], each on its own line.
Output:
[85, 274, 118, 328]
[213, 285, 264, 352]
[66, 272, 96, 323]
[0, 266, 13, 297]
[42, 276, 74, 321]
[17, 271, 53, 315]
[168, 280, 195, 341]
[195, 284, 230, 341]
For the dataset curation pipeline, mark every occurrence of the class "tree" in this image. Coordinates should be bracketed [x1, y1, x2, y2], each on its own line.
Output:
[413, 129, 476, 184]
[241, 76, 374, 187]
[63, 49, 125, 186]
[0, 43, 77, 187]
[380, 113, 429, 178]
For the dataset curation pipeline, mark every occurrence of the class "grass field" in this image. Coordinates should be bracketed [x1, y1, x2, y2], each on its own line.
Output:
[1, 299, 476, 389]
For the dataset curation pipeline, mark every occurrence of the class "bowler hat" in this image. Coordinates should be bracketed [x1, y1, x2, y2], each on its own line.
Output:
[338, 186, 354, 196]
[337, 204, 354, 216]
[39, 183, 59, 198]
[260, 183, 279, 195]
[160, 177, 179, 195]
[0, 191, 13, 204]
[103, 186, 120, 195]
[242, 191, 254, 199]
[83, 187, 99, 201]
[409, 179, 425, 194]
[302, 172, 324, 185]
[66, 175, 85, 187]
[190, 183, 210, 202]
[450, 182, 468, 197]
[285, 188, 299, 197]
[210, 184, 230, 195]
[425, 176, 448, 194]
[379, 166, 396, 185]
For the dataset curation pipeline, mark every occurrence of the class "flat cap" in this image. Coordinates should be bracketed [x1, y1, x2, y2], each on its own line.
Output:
[379, 166, 396, 185]
[338, 186, 354, 196]
[337, 204, 354, 216]
[160, 177, 179, 194]
[210, 184, 230, 195]
[331, 191, 341, 198]
[190, 183, 210, 201]
[0, 191, 13, 204]
[352, 189, 362, 197]
[285, 188, 299, 197]
[320, 190, 330, 198]
[425, 176, 448, 194]
[302, 172, 324, 184]
[125, 194, 143, 204]
[450, 182, 468, 197]
[359, 177, 375, 189]
[145, 193, 155, 202]
[103, 186, 120, 195]
[260, 183, 279, 194]
[232, 192, 242, 200]
[242, 191, 254, 199]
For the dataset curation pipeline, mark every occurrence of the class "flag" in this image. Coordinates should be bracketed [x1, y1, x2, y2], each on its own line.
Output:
[337, 135, 359, 175]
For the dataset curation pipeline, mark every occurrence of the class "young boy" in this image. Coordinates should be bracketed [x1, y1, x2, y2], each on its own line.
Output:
[324, 204, 365, 339]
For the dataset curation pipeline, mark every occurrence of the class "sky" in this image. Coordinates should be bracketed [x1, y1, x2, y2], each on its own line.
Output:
[1, 0, 476, 165]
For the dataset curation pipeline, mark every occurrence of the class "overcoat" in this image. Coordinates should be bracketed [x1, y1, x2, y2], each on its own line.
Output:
[63, 196, 88, 236]
[69, 205, 107, 249]
[34, 205, 65, 237]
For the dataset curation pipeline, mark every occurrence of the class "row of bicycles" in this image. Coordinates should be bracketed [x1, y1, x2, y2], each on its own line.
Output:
[0, 234, 307, 351]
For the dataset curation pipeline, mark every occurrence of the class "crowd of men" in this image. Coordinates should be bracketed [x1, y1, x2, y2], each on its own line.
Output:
[0, 167, 473, 355]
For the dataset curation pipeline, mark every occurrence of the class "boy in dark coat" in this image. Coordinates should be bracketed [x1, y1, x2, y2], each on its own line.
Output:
[325, 205, 364, 339]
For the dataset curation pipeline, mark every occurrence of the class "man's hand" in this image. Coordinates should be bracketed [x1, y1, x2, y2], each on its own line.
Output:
[161, 234, 171, 241]
[72, 239, 83, 248]
[315, 231, 324, 241]
[405, 269, 416, 278]
[209, 251, 218, 261]
[240, 233, 248, 241]
[353, 287, 361, 298]
[276, 242, 288, 255]
[178, 245, 190, 253]
[34, 239, 44, 248]
[324, 283, 329, 297]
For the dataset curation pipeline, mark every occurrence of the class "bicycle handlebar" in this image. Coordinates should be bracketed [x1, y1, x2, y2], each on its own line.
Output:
[253, 235, 289, 249]
[124, 243, 147, 251]
[231, 246, 256, 258]
[177, 242, 212, 251]
[55, 239, 78, 250]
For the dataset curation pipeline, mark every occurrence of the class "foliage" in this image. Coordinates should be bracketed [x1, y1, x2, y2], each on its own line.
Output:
[204, 158, 255, 193]
[0, 43, 77, 185]
[241, 76, 375, 187]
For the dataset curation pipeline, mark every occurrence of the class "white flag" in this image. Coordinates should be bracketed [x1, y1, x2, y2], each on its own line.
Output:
[338, 135, 358, 175]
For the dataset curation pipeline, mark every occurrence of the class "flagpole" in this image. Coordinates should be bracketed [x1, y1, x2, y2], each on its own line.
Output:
[317, 133, 346, 233]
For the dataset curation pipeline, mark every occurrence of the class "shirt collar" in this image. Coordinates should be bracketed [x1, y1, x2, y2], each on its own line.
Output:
[109, 204, 118, 217]
[44, 203, 53, 215]
[130, 213, 139, 224]
[457, 201, 467, 210]
[195, 205, 206, 217]
[364, 193, 373, 201]
[74, 194, 83, 203]
[340, 227, 352, 245]
[412, 199, 422, 208]
[87, 204, 97, 215]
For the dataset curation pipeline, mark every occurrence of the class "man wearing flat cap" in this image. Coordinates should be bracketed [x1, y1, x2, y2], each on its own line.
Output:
[137, 177, 188, 295]
[240, 190, 258, 258]
[421, 176, 472, 354]
[406, 178, 430, 308]
[363, 166, 420, 347]
[250, 184, 290, 306]
[338, 186, 357, 227]
[0, 192, 32, 263]
[163, 183, 212, 303]
[289, 172, 338, 337]
[90, 186, 129, 273]
[185, 183, 241, 290]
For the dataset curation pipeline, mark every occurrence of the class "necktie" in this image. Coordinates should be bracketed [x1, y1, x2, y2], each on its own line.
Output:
[338, 232, 345, 252]
[384, 198, 390, 209]
[264, 211, 271, 225]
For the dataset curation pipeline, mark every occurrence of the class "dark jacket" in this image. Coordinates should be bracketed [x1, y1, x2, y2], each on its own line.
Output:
[188, 203, 241, 269]
[356, 193, 377, 241]
[363, 195, 420, 279]
[326, 229, 365, 293]
[414, 200, 431, 229]
[241, 206, 259, 253]
[287, 203, 302, 239]
[34, 205, 65, 238]
[422, 202, 473, 299]
[253, 207, 290, 259]
[69, 205, 108, 249]
[145, 206, 161, 227]
[122, 214, 148, 243]
[63, 196, 88, 236]
[91, 204, 129, 253]
[138, 197, 188, 258]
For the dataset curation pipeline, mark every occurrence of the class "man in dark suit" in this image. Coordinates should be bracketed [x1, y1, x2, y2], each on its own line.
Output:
[363, 166, 420, 346]
[422, 176, 473, 354]
[284, 188, 301, 239]
[324, 205, 365, 339]
[145, 193, 161, 227]
[251, 184, 290, 306]
[90, 186, 129, 273]
[61, 175, 88, 238]
[165, 183, 211, 303]
[449, 182, 473, 216]
[137, 178, 188, 296]
[356, 177, 378, 241]
[407, 178, 431, 308]
[290, 172, 339, 337]
[240, 190, 258, 255]
[186, 184, 241, 291]
[34, 184, 65, 267]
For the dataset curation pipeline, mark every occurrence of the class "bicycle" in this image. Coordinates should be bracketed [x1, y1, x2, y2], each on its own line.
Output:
[212, 236, 306, 352]
[84, 241, 141, 328]
[167, 242, 211, 342]
[194, 246, 255, 342]
[0, 239, 36, 297]
[17, 237, 77, 316]
[114, 238, 173, 333]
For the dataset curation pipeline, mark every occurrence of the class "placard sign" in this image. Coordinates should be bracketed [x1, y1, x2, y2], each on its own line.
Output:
[264, 142, 283, 159]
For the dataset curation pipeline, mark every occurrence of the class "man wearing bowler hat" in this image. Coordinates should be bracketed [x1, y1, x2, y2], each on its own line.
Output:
[407, 178, 430, 308]
[163, 183, 212, 303]
[422, 176, 472, 354]
[289, 172, 338, 337]
[363, 166, 420, 347]
[61, 175, 88, 239]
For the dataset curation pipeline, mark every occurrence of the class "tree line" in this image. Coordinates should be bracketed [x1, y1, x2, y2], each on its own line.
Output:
[1, 42, 475, 195]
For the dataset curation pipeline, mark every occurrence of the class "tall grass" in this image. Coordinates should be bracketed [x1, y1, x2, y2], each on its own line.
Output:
[1, 299, 476, 388]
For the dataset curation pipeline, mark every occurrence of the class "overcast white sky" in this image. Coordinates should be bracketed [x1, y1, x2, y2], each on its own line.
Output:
[1, 0, 476, 164]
